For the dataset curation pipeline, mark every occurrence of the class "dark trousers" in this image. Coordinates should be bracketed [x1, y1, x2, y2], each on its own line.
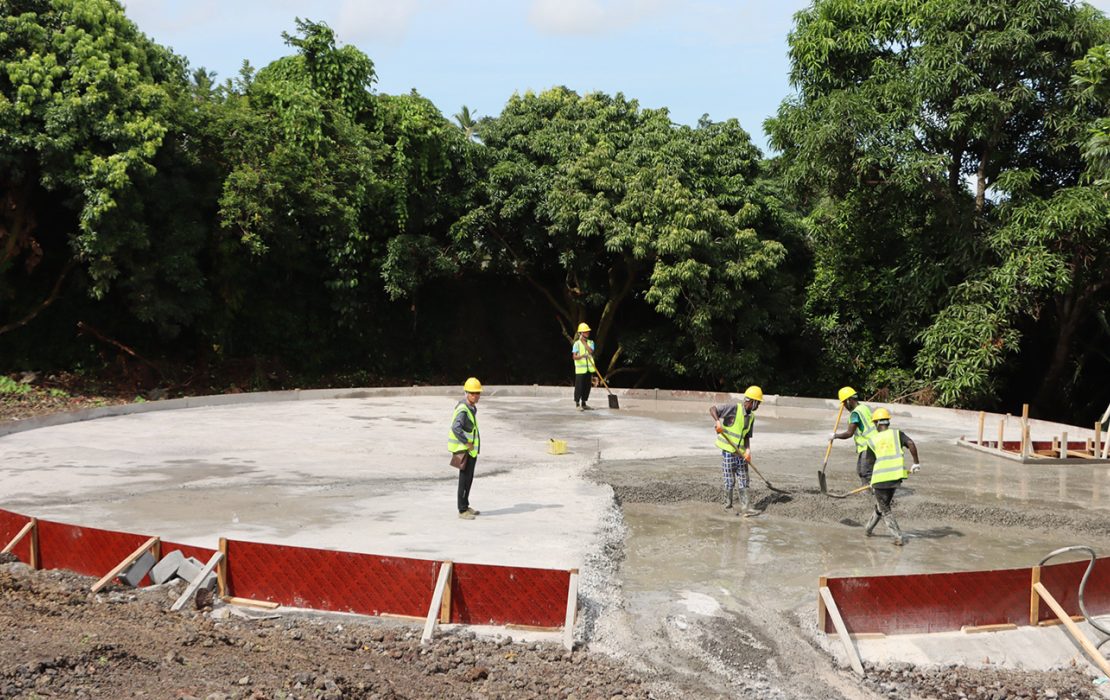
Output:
[457, 454, 477, 512]
[574, 373, 592, 405]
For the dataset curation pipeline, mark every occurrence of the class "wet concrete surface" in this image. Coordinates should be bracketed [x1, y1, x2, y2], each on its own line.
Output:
[2, 387, 1110, 697]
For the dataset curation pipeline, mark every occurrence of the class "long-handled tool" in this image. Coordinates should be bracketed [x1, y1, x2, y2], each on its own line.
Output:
[718, 429, 791, 495]
[825, 484, 870, 499]
[581, 340, 619, 409]
[818, 403, 845, 495]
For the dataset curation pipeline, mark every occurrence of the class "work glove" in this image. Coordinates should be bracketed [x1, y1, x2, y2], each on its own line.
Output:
[909, 463, 921, 474]
[714, 423, 723, 434]
[829, 433, 838, 441]
[743, 449, 752, 463]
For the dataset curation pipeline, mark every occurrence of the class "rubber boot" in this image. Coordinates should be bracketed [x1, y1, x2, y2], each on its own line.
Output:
[738, 488, 759, 517]
[724, 487, 734, 510]
[863, 511, 881, 537]
[883, 512, 904, 545]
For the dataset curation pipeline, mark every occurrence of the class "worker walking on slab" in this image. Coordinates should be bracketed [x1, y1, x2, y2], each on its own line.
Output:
[571, 322, 596, 411]
[710, 386, 763, 516]
[830, 387, 877, 484]
[864, 408, 921, 545]
[448, 378, 483, 520]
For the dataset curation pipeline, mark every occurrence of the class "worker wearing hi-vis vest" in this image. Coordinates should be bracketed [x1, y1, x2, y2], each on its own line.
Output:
[830, 386, 877, 484]
[710, 386, 763, 516]
[863, 408, 921, 546]
[448, 378, 483, 520]
[571, 322, 596, 411]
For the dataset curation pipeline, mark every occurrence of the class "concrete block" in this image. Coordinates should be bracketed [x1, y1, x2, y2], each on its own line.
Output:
[176, 556, 204, 584]
[150, 550, 185, 585]
[119, 551, 156, 587]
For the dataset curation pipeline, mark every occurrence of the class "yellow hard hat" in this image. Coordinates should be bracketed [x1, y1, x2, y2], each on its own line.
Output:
[838, 386, 857, 403]
[872, 407, 891, 422]
[576, 322, 591, 333]
[463, 377, 483, 393]
[744, 386, 764, 402]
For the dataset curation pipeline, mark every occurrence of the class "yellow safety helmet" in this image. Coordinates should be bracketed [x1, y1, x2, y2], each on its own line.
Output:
[872, 407, 891, 422]
[463, 377, 483, 393]
[576, 322, 591, 333]
[744, 386, 764, 402]
[838, 386, 857, 403]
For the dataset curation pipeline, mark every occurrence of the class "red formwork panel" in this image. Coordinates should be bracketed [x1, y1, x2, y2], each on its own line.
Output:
[825, 567, 1033, 634]
[1038, 557, 1110, 621]
[225, 540, 438, 617]
[451, 562, 568, 627]
[0, 508, 32, 564]
[36, 518, 155, 579]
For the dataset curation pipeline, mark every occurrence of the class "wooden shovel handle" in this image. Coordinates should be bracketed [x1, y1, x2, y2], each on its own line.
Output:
[821, 403, 845, 471]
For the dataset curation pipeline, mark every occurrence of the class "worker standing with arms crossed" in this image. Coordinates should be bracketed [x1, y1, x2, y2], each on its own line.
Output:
[710, 386, 763, 516]
[864, 408, 921, 545]
[448, 378, 483, 520]
[571, 323, 595, 411]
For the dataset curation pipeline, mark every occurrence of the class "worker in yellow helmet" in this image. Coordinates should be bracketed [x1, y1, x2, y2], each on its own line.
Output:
[830, 387, 877, 484]
[863, 407, 921, 546]
[571, 322, 596, 411]
[709, 385, 764, 516]
[448, 378, 483, 520]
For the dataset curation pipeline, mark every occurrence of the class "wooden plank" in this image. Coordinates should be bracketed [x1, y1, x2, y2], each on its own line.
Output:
[563, 568, 579, 651]
[170, 552, 223, 612]
[379, 612, 424, 621]
[1033, 582, 1110, 678]
[1037, 615, 1085, 626]
[506, 623, 562, 632]
[817, 575, 828, 633]
[1, 520, 34, 554]
[1021, 405, 1030, 457]
[217, 538, 228, 598]
[1060, 432, 1068, 459]
[422, 561, 452, 644]
[1030, 566, 1041, 626]
[849, 632, 886, 639]
[997, 419, 1005, 454]
[439, 560, 453, 624]
[29, 517, 39, 570]
[1066, 450, 1096, 460]
[977, 412, 985, 445]
[962, 623, 1018, 633]
[90, 537, 159, 593]
[223, 596, 280, 610]
[818, 586, 865, 677]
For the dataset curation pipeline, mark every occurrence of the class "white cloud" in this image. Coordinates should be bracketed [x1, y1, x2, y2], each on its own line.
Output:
[529, 0, 669, 36]
[336, 0, 421, 42]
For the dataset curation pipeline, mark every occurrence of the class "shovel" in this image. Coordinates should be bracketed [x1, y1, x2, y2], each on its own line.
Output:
[818, 403, 845, 496]
[824, 484, 871, 499]
[581, 341, 619, 409]
[718, 429, 791, 495]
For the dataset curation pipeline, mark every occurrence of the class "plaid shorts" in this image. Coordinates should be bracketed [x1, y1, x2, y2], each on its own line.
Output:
[721, 450, 749, 490]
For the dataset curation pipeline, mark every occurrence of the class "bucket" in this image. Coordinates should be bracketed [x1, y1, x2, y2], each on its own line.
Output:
[548, 438, 567, 455]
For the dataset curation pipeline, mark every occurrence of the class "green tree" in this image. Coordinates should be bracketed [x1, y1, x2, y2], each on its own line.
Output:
[453, 105, 480, 141]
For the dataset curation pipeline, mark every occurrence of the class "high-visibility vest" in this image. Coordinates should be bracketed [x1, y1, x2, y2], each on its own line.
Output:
[715, 406, 754, 452]
[868, 428, 906, 485]
[447, 402, 480, 457]
[573, 339, 596, 374]
[852, 404, 876, 453]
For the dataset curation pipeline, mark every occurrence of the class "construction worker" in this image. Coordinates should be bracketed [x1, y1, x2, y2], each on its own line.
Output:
[571, 322, 595, 411]
[864, 408, 921, 545]
[830, 387, 876, 484]
[710, 386, 763, 516]
[448, 378, 483, 520]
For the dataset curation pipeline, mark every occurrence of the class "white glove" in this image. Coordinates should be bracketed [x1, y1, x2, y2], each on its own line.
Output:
[910, 463, 921, 474]
[829, 433, 838, 441]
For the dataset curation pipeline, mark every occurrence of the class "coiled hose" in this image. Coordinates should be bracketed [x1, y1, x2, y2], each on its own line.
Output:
[1038, 545, 1110, 651]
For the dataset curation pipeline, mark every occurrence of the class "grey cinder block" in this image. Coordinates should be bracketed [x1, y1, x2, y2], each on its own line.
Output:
[150, 550, 185, 584]
[119, 551, 156, 587]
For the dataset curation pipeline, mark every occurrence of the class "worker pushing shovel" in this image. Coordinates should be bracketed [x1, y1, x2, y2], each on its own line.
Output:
[710, 386, 765, 516]
[827, 387, 877, 494]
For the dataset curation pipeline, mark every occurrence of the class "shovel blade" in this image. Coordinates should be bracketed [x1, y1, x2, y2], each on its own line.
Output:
[608, 394, 619, 409]
[818, 470, 828, 494]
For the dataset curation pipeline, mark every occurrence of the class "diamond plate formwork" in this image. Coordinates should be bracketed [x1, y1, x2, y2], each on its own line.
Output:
[1038, 557, 1110, 622]
[451, 562, 568, 627]
[824, 566, 1033, 635]
[225, 540, 439, 617]
[36, 518, 156, 582]
[0, 508, 32, 563]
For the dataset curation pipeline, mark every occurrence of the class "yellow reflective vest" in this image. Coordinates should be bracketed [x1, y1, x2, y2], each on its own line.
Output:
[852, 404, 876, 454]
[572, 338, 596, 375]
[868, 428, 907, 485]
[447, 402, 480, 457]
[715, 406, 754, 453]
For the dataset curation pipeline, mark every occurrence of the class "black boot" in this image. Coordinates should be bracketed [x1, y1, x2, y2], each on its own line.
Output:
[724, 487, 734, 510]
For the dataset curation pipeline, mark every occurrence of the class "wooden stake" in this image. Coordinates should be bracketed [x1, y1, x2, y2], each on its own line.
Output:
[29, 518, 39, 570]
[217, 538, 229, 598]
[170, 551, 223, 612]
[91, 537, 159, 593]
[997, 419, 1005, 452]
[422, 561, 452, 643]
[563, 568, 579, 652]
[439, 562, 454, 624]
[1030, 566, 1041, 626]
[818, 586, 865, 677]
[1021, 405, 1029, 454]
[222, 596, 279, 610]
[962, 623, 1018, 633]
[1, 519, 35, 555]
[1033, 582, 1110, 678]
[817, 575, 828, 632]
[1060, 431, 1068, 459]
[977, 412, 985, 445]
[1021, 424, 1031, 459]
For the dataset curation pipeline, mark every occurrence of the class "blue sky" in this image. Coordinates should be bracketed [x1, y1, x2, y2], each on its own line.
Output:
[124, 0, 1110, 154]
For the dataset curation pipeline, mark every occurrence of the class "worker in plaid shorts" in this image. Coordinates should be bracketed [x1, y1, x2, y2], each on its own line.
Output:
[709, 386, 763, 516]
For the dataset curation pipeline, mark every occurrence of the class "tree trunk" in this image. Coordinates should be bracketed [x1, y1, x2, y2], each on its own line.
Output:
[1034, 290, 1084, 415]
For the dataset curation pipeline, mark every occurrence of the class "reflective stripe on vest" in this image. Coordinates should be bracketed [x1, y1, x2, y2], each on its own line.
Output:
[868, 428, 906, 485]
[715, 406, 754, 452]
[573, 339, 596, 374]
[447, 402, 480, 457]
[852, 404, 876, 453]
